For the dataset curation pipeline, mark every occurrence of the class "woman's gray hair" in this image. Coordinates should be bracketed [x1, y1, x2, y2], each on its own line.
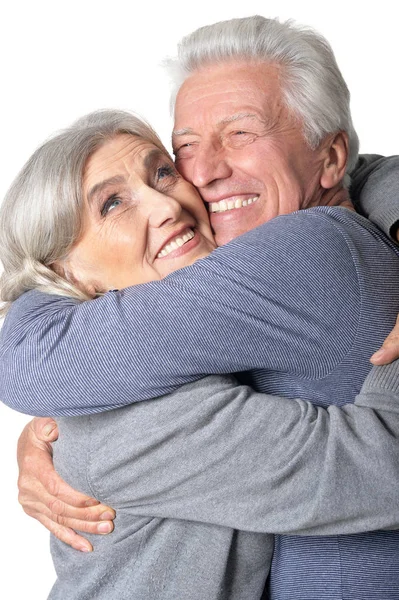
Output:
[166, 15, 359, 177]
[0, 109, 167, 315]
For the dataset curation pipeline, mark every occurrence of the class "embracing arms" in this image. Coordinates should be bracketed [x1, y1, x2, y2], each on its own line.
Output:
[8, 156, 399, 547]
[351, 154, 399, 241]
[352, 154, 399, 364]
[51, 371, 399, 537]
[16, 363, 399, 550]
[0, 209, 383, 415]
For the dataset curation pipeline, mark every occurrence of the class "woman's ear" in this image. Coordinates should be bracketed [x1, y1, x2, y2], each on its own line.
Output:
[50, 258, 98, 298]
[320, 131, 349, 189]
[50, 260, 67, 280]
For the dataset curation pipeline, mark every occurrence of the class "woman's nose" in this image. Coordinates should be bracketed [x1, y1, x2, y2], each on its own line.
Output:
[146, 189, 183, 228]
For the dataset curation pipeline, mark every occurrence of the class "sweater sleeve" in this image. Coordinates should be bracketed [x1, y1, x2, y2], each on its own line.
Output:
[351, 154, 399, 239]
[0, 210, 361, 416]
[54, 374, 399, 536]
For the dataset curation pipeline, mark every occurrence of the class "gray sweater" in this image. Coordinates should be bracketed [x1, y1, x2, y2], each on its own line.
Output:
[50, 372, 399, 600]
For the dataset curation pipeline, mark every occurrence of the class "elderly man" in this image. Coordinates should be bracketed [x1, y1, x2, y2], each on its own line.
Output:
[5, 15, 399, 599]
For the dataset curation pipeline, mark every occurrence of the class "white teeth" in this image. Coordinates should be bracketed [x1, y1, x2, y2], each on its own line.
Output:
[157, 229, 195, 258]
[209, 196, 258, 213]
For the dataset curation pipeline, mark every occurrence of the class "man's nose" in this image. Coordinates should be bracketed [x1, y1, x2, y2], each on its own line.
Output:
[190, 144, 232, 189]
[146, 189, 183, 228]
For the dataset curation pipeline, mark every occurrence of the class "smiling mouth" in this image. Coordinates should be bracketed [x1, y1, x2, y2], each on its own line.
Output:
[209, 196, 259, 213]
[157, 228, 195, 258]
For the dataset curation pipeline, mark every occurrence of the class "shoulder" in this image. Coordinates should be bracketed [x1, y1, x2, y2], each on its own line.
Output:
[1, 290, 79, 344]
[5, 289, 78, 320]
[204, 207, 366, 280]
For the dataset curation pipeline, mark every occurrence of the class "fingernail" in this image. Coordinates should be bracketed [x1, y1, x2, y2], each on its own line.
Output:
[79, 545, 92, 553]
[43, 424, 56, 436]
[100, 511, 114, 520]
[98, 522, 112, 534]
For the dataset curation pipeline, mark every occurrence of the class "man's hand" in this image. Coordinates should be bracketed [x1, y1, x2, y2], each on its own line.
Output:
[371, 314, 399, 365]
[17, 418, 115, 552]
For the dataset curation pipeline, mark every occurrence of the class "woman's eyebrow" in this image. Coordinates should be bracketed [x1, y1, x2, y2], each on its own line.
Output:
[87, 175, 126, 204]
[143, 148, 167, 171]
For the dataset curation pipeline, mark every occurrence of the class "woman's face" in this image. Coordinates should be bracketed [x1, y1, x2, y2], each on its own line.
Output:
[63, 134, 216, 293]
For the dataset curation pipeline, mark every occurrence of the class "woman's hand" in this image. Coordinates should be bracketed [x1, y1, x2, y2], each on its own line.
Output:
[371, 314, 399, 365]
[17, 418, 115, 552]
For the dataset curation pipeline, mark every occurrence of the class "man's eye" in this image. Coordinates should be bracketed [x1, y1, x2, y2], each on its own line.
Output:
[229, 131, 257, 147]
[174, 142, 197, 160]
[173, 143, 192, 155]
[101, 195, 122, 217]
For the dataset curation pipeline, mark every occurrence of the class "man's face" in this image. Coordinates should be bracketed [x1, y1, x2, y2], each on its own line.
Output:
[173, 61, 333, 246]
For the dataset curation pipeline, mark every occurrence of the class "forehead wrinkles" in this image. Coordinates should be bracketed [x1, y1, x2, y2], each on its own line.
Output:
[175, 63, 284, 132]
[83, 136, 156, 186]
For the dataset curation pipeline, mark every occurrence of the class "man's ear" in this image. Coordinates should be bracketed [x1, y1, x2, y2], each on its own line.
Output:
[320, 131, 349, 189]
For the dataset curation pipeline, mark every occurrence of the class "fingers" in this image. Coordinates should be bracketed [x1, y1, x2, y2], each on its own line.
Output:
[32, 416, 59, 443]
[18, 427, 105, 510]
[18, 470, 115, 520]
[32, 513, 94, 553]
[47, 495, 115, 522]
[16, 418, 116, 552]
[41, 469, 103, 509]
[371, 314, 399, 365]
[22, 498, 114, 536]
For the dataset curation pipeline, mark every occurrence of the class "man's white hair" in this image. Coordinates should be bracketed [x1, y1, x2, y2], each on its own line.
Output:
[166, 15, 359, 177]
[0, 109, 167, 315]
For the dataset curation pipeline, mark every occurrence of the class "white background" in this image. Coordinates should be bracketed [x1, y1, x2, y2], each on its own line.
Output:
[0, 1, 397, 597]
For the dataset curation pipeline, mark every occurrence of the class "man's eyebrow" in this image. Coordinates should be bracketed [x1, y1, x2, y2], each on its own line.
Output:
[218, 113, 259, 125]
[87, 175, 126, 203]
[172, 127, 195, 137]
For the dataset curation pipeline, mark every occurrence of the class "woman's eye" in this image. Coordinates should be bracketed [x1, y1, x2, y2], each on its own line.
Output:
[101, 196, 122, 217]
[156, 164, 176, 181]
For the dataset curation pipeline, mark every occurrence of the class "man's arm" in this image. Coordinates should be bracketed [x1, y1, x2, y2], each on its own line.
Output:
[52, 374, 399, 536]
[18, 362, 399, 548]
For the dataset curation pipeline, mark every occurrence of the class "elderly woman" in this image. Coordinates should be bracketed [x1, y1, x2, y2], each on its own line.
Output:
[1, 109, 399, 599]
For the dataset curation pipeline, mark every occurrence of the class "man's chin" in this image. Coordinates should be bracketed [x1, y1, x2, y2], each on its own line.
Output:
[210, 209, 262, 246]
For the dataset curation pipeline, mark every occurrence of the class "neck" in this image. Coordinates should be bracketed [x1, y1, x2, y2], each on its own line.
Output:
[316, 185, 354, 212]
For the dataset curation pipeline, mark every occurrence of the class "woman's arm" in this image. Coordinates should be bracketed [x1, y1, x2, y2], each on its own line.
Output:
[1, 210, 366, 416]
[16, 418, 115, 552]
[351, 154, 399, 239]
[351, 155, 399, 364]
